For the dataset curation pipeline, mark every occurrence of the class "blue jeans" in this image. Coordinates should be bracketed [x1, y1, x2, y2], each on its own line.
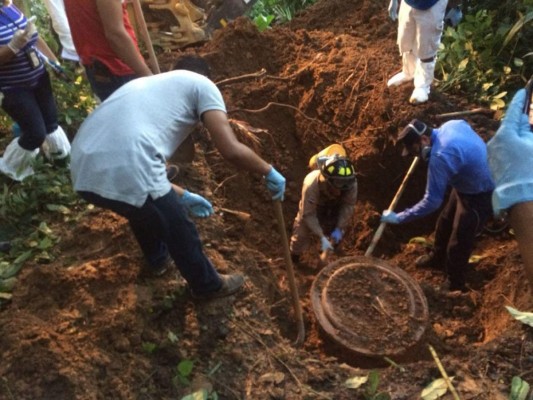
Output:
[84, 60, 137, 102]
[1, 71, 58, 150]
[78, 189, 223, 295]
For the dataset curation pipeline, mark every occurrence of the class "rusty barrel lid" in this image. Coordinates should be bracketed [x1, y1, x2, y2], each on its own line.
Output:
[311, 256, 429, 359]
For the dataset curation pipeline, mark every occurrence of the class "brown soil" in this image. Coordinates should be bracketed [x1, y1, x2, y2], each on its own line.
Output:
[1, 0, 532, 398]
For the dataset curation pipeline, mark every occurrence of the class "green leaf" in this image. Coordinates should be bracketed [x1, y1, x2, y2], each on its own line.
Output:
[345, 375, 368, 389]
[0, 261, 24, 279]
[142, 342, 157, 353]
[180, 390, 208, 400]
[178, 360, 194, 377]
[167, 331, 179, 343]
[367, 371, 380, 394]
[458, 58, 469, 71]
[421, 378, 451, 399]
[506, 306, 533, 328]
[45, 204, 71, 214]
[510, 376, 530, 400]
[0, 277, 18, 292]
[513, 58, 524, 67]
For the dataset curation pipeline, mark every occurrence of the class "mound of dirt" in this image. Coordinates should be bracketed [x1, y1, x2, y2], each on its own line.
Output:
[1, 0, 532, 398]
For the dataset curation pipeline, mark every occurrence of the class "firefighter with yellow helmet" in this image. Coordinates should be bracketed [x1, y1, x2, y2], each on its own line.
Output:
[290, 144, 358, 264]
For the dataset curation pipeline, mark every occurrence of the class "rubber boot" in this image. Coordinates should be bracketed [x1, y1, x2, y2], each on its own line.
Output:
[43, 126, 71, 161]
[387, 51, 416, 87]
[0, 138, 39, 181]
[409, 60, 435, 104]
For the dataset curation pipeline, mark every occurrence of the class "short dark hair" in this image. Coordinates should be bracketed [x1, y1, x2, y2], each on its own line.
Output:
[173, 55, 211, 78]
[397, 119, 428, 155]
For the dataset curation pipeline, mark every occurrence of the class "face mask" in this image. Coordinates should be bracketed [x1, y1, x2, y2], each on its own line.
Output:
[420, 146, 431, 162]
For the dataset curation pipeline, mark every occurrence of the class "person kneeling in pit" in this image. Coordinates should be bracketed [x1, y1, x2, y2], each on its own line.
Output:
[290, 145, 358, 266]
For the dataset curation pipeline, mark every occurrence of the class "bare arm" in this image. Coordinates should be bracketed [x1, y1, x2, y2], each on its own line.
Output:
[202, 110, 272, 176]
[35, 37, 59, 63]
[510, 202, 533, 292]
[96, 0, 152, 77]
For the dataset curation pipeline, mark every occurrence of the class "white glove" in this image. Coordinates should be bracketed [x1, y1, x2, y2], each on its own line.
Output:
[320, 236, 334, 252]
[388, 0, 399, 21]
[7, 19, 36, 54]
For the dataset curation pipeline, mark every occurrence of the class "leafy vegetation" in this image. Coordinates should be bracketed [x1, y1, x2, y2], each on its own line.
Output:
[247, 0, 317, 31]
[437, 1, 533, 109]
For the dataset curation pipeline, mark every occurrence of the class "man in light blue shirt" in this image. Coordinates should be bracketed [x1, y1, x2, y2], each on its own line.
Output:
[381, 119, 494, 292]
[70, 56, 286, 300]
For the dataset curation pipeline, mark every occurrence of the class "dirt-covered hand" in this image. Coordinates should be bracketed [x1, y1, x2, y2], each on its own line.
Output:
[178, 190, 214, 218]
[265, 166, 286, 201]
[487, 89, 533, 215]
[381, 210, 400, 224]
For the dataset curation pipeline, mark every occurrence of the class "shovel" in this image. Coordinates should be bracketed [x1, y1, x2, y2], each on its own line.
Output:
[273, 200, 305, 346]
[365, 156, 420, 257]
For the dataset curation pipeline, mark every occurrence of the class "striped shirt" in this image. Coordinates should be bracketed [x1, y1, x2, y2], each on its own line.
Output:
[0, 5, 43, 91]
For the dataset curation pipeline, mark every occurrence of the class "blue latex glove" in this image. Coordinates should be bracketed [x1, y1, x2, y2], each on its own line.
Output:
[381, 210, 400, 224]
[330, 228, 343, 244]
[388, 0, 398, 21]
[444, 6, 463, 27]
[320, 236, 334, 252]
[487, 89, 533, 216]
[265, 166, 286, 201]
[178, 190, 214, 218]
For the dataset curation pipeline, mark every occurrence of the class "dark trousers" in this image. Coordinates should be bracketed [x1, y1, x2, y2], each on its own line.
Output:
[433, 189, 492, 287]
[84, 60, 137, 102]
[2, 71, 58, 150]
[78, 189, 222, 295]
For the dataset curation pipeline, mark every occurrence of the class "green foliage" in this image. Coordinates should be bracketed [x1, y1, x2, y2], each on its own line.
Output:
[509, 376, 531, 400]
[248, 0, 316, 29]
[0, 159, 85, 303]
[437, 2, 533, 109]
[363, 371, 391, 400]
[142, 342, 158, 354]
[173, 359, 195, 387]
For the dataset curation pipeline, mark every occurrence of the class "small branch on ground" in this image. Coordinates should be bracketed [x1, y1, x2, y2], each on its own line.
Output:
[228, 102, 320, 123]
[435, 108, 494, 119]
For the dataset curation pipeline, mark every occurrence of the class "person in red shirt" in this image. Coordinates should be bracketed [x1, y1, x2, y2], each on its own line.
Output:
[63, 0, 152, 102]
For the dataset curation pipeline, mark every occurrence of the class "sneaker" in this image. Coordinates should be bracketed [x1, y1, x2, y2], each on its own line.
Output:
[166, 164, 180, 181]
[148, 256, 173, 277]
[191, 274, 244, 300]
[415, 253, 443, 270]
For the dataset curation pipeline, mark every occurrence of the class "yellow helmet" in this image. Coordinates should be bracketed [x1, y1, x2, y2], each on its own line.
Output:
[308, 144, 347, 169]
[320, 157, 356, 190]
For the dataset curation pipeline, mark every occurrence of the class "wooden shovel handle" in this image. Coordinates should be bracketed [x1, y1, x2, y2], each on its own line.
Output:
[273, 200, 305, 345]
[364, 156, 420, 257]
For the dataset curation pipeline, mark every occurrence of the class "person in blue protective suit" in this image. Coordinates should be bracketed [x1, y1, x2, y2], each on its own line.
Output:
[381, 119, 494, 292]
[0, 1, 70, 180]
[487, 89, 533, 295]
[386, 0, 461, 104]
[70, 55, 286, 301]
